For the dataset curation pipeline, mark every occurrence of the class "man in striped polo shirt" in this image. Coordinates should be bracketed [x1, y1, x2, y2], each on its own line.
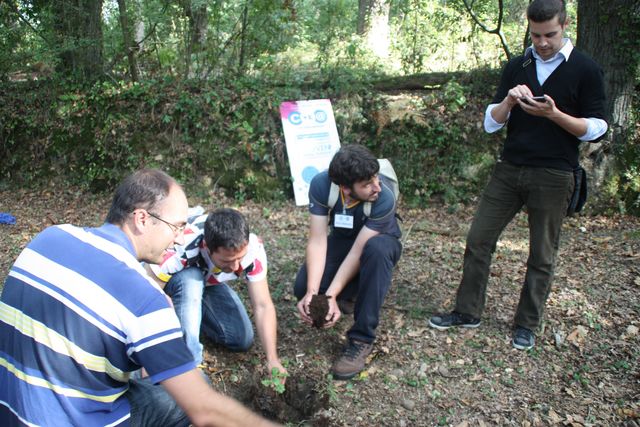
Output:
[0, 169, 277, 426]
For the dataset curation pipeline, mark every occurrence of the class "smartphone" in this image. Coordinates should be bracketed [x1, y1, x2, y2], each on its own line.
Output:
[521, 95, 547, 103]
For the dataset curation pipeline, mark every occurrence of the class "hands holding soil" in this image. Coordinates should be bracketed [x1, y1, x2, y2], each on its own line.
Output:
[297, 294, 341, 328]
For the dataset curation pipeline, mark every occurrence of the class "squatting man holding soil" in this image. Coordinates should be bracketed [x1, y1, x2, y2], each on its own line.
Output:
[295, 144, 402, 380]
[429, 0, 607, 350]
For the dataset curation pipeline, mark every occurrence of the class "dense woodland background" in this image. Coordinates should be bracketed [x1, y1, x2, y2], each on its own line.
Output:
[0, 0, 638, 213]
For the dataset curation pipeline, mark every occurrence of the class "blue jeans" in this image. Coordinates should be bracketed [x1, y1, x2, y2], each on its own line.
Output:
[127, 377, 189, 427]
[164, 267, 254, 364]
[294, 233, 402, 343]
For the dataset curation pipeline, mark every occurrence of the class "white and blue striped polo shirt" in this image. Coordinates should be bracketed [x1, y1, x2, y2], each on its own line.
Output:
[0, 223, 195, 426]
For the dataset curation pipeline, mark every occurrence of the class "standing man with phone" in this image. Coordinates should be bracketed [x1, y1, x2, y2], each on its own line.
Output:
[429, 0, 608, 350]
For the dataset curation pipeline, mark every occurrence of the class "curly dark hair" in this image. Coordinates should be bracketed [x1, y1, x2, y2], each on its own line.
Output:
[527, 0, 566, 24]
[105, 169, 176, 225]
[328, 145, 379, 188]
[204, 208, 250, 252]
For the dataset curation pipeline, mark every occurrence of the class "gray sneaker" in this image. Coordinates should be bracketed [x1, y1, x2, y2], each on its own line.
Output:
[428, 311, 481, 331]
[512, 326, 535, 350]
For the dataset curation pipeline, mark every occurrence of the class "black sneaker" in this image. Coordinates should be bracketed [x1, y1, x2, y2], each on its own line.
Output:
[428, 311, 481, 331]
[512, 326, 535, 350]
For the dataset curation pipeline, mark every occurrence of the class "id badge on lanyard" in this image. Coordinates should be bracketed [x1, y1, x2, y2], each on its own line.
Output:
[334, 213, 354, 229]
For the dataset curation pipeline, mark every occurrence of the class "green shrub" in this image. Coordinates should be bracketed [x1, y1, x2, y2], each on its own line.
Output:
[7, 69, 635, 213]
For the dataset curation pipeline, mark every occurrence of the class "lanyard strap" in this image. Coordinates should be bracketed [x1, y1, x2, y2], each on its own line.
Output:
[339, 186, 361, 212]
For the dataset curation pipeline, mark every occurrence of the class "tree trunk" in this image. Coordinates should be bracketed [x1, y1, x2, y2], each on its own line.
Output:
[116, 0, 139, 81]
[356, 0, 368, 35]
[283, 0, 297, 21]
[357, 0, 390, 59]
[238, 0, 249, 73]
[181, 0, 208, 51]
[181, 0, 208, 77]
[372, 71, 469, 91]
[576, 0, 640, 204]
[134, 0, 145, 48]
[52, 0, 104, 83]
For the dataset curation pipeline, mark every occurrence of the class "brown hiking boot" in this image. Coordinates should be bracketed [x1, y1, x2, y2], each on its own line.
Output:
[331, 339, 373, 380]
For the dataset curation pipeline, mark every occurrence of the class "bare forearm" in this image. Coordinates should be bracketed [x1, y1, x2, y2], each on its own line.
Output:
[192, 394, 278, 427]
[254, 305, 280, 363]
[163, 370, 280, 427]
[326, 227, 379, 297]
[491, 96, 517, 124]
[305, 239, 326, 294]
[548, 109, 588, 137]
[494, 85, 589, 137]
[325, 253, 360, 298]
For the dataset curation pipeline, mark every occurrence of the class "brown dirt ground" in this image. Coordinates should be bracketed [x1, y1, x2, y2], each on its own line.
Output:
[1, 187, 639, 426]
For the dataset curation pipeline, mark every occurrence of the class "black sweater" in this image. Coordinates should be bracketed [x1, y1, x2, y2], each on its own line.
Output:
[493, 48, 607, 171]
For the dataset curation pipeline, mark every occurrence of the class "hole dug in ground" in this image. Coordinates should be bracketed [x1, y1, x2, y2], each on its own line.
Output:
[237, 372, 332, 425]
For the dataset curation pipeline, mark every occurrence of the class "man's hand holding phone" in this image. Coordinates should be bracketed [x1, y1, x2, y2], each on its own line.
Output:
[500, 86, 553, 121]
[521, 95, 547, 104]
[518, 93, 555, 118]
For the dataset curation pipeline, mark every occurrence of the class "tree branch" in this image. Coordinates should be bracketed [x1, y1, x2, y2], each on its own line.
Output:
[460, 0, 512, 60]
[6, 1, 53, 46]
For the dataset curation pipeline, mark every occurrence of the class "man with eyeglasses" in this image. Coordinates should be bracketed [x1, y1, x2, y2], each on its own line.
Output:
[147, 210, 188, 233]
[0, 169, 278, 426]
[146, 208, 287, 382]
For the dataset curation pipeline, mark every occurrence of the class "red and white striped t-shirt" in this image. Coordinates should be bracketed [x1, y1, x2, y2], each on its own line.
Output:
[149, 213, 267, 286]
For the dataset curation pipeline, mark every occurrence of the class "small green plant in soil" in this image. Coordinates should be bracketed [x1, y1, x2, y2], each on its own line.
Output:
[318, 373, 339, 404]
[261, 367, 289, 394]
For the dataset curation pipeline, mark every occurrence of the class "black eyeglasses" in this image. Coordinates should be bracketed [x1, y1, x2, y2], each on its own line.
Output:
[147, 211, 187, 234]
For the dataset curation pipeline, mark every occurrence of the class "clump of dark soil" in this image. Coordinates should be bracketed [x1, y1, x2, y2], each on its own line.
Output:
[239, 373, 331, 425]
[309, 294, 330, 327]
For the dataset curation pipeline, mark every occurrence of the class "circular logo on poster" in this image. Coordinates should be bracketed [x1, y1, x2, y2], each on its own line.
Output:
[314, 110, 327, 123]
[288, 111, 302, 125]
[302, 166, 319, 184]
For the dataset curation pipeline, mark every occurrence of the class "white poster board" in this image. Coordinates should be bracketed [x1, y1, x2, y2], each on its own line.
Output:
[280, 99, 341, 205]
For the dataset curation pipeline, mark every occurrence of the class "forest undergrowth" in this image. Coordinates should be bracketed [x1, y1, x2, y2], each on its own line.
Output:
[1, 188, 638, 426]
